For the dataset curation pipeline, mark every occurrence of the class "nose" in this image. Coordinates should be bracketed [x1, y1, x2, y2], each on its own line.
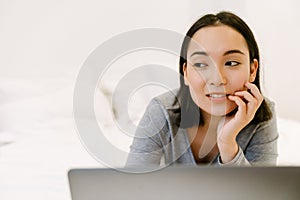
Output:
[208, 67, 227, 86]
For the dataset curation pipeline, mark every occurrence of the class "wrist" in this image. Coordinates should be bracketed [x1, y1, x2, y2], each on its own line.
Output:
[217, 140, 239, 164]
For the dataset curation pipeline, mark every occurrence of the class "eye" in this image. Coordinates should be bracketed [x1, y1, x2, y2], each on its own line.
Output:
[225, 61, 240, 66]
[192, 63, 208, 68]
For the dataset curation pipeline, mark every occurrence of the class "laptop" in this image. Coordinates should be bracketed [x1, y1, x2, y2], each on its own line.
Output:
[68, 166, 300, 200]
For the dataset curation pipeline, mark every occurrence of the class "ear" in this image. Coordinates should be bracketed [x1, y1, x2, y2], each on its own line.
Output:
[249, 59, 258, 82]
[183, 62, 189, 86]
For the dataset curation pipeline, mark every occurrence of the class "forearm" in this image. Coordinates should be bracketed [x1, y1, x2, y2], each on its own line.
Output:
[216, 131, 278, 166]
[217, 139, 239, 164]
[217, 146, 251, 166]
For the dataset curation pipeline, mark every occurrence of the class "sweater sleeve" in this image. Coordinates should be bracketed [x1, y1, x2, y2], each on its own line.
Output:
[217, 113, 279, 166]
[125, 99, 168, 167]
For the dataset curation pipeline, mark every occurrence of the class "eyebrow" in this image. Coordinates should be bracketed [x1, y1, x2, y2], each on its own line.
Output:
[190, 49, 245, 58]
[190, 51, 208, 58]
[223, 49, 245, 56]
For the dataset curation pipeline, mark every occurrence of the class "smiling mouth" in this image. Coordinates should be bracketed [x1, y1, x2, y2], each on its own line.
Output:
[206, 94, 230, 98]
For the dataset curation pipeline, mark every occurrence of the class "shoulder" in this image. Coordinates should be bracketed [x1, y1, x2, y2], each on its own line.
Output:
[259, 97, 277, 127]
[251, 97, 278, 131]
[152, 88, 180, 110]
[237, 97, 278, 148]
[265, 97, 275, 112]
[257, 100, 278, 143]
[141, 89, 179, 123]
[140, 89, 180, 130]
[136, 90, 180, 138]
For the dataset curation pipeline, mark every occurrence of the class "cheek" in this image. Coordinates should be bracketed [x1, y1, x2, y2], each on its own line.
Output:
[229, 71, 249, 91]
[185, 69, 207, 103]
[186, 68, 207, 89]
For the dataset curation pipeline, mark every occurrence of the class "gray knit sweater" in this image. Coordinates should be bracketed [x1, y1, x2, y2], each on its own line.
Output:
[126, 90, 278, 167]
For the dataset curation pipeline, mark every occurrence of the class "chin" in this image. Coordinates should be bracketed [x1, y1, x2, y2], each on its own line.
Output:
[208, 105, 238, 116]
[226, 106, 239, 116]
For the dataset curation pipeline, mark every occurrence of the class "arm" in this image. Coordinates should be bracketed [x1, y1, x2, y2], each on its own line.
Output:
[217, 82, 278, 165]
[125, 99, 168, 167]
[218, 104, 279, 166]
[243, 117, 279, 165]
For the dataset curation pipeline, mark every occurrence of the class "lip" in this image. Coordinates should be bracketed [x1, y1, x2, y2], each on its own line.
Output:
[206, 93, 229, 102]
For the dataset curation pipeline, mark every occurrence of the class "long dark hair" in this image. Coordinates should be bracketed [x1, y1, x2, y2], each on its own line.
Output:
[175, 11, 272, 128]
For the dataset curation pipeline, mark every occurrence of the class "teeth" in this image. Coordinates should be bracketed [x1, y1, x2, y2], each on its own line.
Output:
[210, 94, 226, 98]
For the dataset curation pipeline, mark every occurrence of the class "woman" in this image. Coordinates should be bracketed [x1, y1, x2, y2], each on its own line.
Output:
[126, 11, 278, 167]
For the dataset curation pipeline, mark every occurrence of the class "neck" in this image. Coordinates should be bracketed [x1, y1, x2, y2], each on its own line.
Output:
[200, 110, 223, 130]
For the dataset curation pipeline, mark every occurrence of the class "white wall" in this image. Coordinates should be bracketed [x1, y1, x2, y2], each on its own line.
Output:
[0, 0, 191, 137]
[0, 0, 299, 133]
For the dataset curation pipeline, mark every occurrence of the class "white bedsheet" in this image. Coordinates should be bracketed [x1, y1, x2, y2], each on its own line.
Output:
[1, 117, 300, 200]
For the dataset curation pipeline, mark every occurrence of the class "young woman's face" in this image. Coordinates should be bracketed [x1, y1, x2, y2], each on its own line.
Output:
[183, 25, 258, 116]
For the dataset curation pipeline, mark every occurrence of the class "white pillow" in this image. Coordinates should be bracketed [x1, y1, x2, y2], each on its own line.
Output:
[277, 117, 300, 166]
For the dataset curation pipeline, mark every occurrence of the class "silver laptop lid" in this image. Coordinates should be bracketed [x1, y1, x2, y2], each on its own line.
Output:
[68, 166, 300, 200]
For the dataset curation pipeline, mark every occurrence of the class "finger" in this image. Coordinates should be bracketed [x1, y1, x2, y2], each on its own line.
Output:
[234, 91, 256, 104]
[245, 82, 263, 105]
[235, 90, 264, 120]
[228, 95, 246, 118]
[234, 91, 258, 116]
